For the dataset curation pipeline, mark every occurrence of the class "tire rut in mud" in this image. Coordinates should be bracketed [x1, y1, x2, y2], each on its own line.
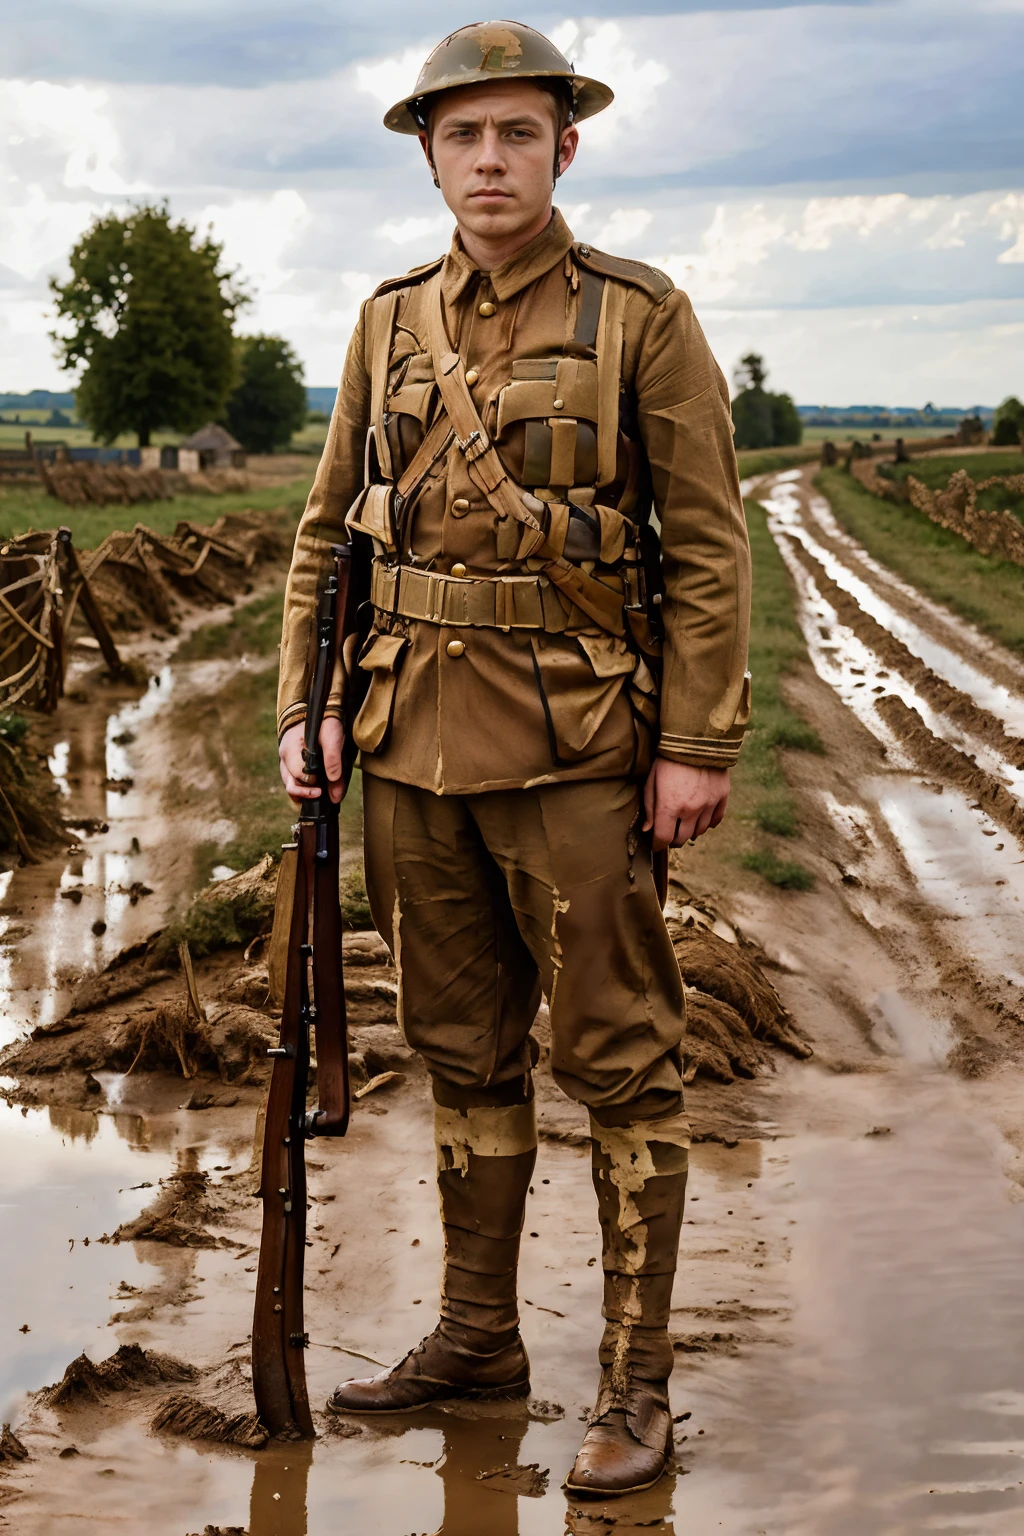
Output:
[788, 539, 1024, 769]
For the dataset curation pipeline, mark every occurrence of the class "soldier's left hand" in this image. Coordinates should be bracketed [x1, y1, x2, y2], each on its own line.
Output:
[643, 758, 730, 850]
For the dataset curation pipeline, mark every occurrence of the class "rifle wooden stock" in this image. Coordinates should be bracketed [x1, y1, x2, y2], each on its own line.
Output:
[252, 544, 354, 1440]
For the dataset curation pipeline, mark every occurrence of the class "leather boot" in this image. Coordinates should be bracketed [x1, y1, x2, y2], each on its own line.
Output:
[327, 1087, 536, 1415]
[566, 1110, 689, 1496]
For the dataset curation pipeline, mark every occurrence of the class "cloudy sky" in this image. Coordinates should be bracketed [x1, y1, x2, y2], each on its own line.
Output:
[2, 0, 1023, 405]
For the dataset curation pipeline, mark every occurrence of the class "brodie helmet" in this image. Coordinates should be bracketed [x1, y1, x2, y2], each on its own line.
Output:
[383, 20, 614, 135]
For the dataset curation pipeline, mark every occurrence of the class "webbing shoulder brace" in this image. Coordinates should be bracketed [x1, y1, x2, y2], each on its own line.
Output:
[574, 243, 675, 304]
[369, 255, 445, 299]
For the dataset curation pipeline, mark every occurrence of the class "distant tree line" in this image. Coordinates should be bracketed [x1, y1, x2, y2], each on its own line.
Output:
[730, 353, 802, 451]
[50, 203, 307, 453]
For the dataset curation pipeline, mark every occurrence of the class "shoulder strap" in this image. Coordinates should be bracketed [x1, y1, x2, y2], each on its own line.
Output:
[371, 255, 445, 299]
[574, 244, 674, 303]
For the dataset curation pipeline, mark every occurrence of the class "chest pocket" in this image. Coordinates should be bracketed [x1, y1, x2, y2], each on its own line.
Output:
[496, 357, 599, 492]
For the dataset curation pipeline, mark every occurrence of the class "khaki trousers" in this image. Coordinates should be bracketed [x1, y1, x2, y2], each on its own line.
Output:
[362, 774, 685, 1124]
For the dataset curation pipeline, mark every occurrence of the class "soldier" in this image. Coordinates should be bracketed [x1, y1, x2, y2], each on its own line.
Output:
[277, 21, 750, 1497]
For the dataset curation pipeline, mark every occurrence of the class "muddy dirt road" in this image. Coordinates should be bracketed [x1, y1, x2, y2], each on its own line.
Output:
[3, 468, 1024, 1534]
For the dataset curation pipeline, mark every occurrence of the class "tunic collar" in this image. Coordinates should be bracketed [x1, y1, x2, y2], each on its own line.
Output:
[441, 207, 575, 306]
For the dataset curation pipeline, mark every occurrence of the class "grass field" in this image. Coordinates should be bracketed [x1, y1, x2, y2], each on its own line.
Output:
[727, 498, 823, 888]
[0, 476, 314, 548]
[817, 467, 1024, 657]
[736, 444, 819, 477]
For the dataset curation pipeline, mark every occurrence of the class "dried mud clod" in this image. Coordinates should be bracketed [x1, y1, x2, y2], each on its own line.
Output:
[185, 1528, 248, 1536]
[151, 1395, 267, 1449]
[0, 1424, 29, 1464]
[104, 1156, 229, 1248]
[672, 925, 813, 1083]
[42, 1345, 196, 1408]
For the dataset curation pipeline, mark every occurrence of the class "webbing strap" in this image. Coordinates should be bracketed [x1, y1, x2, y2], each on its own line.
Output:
[370, 558, 604, 632]
[369, 291, 399, 481]
[596, 281, 627, 487]
[423, 277, 625, 636]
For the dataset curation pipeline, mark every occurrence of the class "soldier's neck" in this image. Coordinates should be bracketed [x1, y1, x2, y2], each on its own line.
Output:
[456, 203, 554, 274]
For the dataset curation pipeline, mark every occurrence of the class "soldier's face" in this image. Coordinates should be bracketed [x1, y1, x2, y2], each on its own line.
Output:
[421, 81, 578, 242]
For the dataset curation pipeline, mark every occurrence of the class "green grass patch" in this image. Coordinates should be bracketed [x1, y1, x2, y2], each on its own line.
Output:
[176, 589, 285, 662]
[817, 468, 1024, 657]
[736, 444, 819, 478]
[740, 850, 815, 890]
[0, 476, 313, 549]
[726, 498, 820, 890]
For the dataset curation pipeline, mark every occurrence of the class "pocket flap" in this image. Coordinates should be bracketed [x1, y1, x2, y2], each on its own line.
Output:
[497, 378, 557, 437]
[388, 380, 437, 426]
[346, 484, 396, 550]
[358, 632, 407, 673]
[577, 632, 636, 678]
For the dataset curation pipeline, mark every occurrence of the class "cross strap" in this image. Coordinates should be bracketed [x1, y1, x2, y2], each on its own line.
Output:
[423, 275, 625, 637]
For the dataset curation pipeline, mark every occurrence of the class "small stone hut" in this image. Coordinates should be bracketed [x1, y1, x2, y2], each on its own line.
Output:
[180, 423, 246, 469]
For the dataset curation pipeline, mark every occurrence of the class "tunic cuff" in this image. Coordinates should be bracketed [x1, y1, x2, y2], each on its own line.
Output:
[657, 731, 743, 770]
[277, 701, 307, 741]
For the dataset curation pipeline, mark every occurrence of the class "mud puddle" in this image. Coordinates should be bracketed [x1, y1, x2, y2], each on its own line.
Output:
[754, 470, 1024, 994]
[0, 1097, 177, 1419]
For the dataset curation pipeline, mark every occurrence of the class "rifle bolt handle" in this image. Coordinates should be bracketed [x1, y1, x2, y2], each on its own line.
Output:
[267, 1047, 290, 1058]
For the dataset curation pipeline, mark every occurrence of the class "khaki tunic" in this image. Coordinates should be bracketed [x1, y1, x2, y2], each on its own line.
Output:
[277, 210, 751, 793]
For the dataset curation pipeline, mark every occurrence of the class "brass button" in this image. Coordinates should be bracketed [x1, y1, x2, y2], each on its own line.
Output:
[446, 639, 466, 658]
[553, 398, 564, 410]
[464, 368, 479, 386]
[451, 562, 467, 578]
[478, 301, 496, 317]
[451, 497, 470, 517]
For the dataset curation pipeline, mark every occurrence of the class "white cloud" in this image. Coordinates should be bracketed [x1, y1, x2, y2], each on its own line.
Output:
[991, 193, 1024, 263]
[377, 213, 451, 245]
[356, 47, 428, 110]
[789, 195, 912, 252]
[595, 208, 652, 247]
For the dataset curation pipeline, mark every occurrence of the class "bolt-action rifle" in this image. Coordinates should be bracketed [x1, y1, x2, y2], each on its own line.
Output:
[252, 543, 354, 1439]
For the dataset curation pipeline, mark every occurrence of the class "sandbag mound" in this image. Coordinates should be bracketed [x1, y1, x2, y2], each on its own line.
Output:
[43, 1345, 195, 1408]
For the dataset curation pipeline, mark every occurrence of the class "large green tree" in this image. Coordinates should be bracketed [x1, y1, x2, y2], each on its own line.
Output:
[224, 334, 307, 454]
[992, 396, 1024, 447]
[50, 203, 246, 446]
[731, 352, 803, 451]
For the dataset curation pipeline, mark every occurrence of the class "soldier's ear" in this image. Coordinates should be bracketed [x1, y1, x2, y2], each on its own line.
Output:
[555, 124, 579, 181]
[417, 130, 441, 189]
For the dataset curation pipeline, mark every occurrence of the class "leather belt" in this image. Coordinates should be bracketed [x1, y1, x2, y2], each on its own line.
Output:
[370, 558, 621, 633]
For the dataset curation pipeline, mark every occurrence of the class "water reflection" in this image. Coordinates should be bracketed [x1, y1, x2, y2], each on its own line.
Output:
[250, 1441, 313, 1536]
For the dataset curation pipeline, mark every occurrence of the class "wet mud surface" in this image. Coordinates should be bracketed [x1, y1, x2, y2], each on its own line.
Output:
[4, 477, 1024, 1532]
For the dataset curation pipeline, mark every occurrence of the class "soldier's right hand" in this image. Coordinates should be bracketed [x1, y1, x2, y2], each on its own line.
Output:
[278, 719, 345, 806]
